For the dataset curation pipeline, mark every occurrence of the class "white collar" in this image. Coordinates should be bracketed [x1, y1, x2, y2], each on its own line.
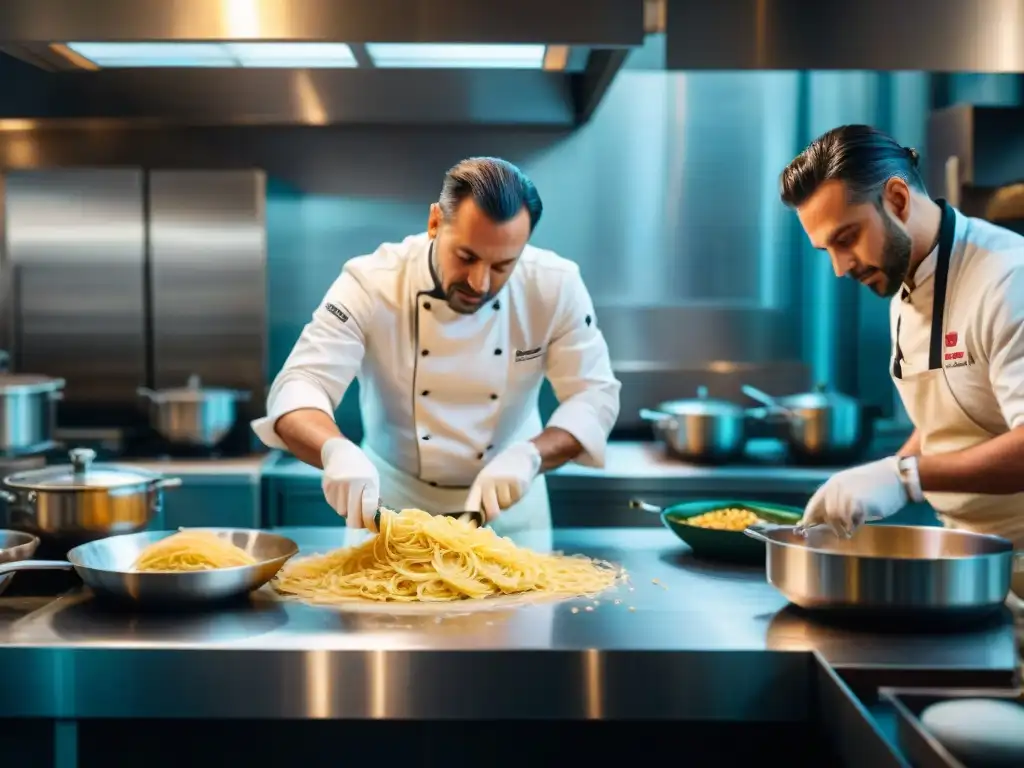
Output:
[901, 244, 938, 296]
[412, 236, 445, 298]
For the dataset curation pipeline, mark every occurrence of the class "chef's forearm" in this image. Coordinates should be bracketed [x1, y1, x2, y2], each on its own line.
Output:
[897, 429, 921, 457]
[917, 426, 1024, 494]
[274, 409, 344, 469]
[530, 427, 584, 473]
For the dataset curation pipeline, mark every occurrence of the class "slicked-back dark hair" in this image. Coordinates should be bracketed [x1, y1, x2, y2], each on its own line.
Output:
[438, 156, 543, 232]
[779, 125, 927, 209]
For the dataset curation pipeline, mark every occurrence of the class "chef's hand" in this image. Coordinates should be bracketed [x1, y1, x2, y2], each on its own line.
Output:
[466, 441, 543, 522]
[800, 456, 908, 538]
[320, 437, 380, 529]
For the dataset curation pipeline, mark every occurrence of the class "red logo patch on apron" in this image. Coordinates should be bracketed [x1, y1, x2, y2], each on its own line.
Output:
[944, 331, 958, 347]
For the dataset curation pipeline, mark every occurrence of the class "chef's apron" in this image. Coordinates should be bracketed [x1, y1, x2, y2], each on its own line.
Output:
[892, 201, 1024, 606]
[362, 443, 552, 540]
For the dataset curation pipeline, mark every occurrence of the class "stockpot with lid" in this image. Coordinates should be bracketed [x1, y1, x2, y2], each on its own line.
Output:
[0, 447, 182, 544]
[0, 350, 65, 455]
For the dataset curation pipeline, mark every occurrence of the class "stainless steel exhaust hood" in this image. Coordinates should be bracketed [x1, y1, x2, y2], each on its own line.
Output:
[661, 0, 1024, 71]
[0, 0, 643, 127]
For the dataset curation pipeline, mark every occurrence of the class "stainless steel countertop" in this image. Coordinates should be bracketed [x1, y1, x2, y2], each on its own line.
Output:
[0, 528, 1016, 719]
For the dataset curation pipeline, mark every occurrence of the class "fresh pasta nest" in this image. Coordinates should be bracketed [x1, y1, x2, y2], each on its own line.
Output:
[272, 508, 623, 603]
[133, 529, 257, 572]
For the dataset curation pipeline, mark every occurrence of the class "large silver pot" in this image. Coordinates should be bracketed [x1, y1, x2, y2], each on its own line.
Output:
[742, 383, 872, 463]
[0, 350, 65, 455]
[0, 447, 182, 544]
[138, 374, 251, 447]
[639, 387, 748, 463]
[744, 524, 1024, 617]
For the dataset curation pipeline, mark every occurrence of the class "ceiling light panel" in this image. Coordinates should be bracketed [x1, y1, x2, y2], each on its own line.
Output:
[365, 43, 546, 69]
[66, 42, 235, 67]
[225, 43, 357, 68]
[65, 42, 357, 68]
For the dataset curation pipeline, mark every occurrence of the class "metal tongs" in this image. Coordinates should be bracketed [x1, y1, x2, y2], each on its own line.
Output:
[366, 501, 486, 533]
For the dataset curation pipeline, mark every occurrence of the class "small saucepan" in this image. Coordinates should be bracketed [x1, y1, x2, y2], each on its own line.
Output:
[138, 374, 251, 448]
[630, 498, 803, 563]
[639, 387, 748, 463]
[742, 383, 873, 464]
[0, 447, 181, 548]
[0, 349, 65, 455]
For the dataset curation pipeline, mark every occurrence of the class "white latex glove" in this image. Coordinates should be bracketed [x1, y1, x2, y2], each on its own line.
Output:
[320, 438, 380, 529]
[466, 441, 543, 522]
[800, 456, 908, 538]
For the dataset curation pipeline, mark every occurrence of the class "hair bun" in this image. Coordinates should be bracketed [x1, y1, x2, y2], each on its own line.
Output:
[905, 147, 920, 167]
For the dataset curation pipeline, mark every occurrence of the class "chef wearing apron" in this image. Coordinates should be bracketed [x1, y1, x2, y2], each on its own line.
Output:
[779, 125, 1024, 602]
[252, 157, 621, 537]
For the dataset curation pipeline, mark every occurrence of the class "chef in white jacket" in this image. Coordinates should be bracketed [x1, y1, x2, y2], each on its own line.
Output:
[252, 157, 621, 536]
[779, 124, 1024, 600]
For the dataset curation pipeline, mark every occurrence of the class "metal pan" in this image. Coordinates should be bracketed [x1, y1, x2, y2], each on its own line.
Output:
[742, 383, 874, 465]
[639, 386, 749, 463]
[0, 528, 299, 608]
[0, 529, 39, 596]
[630, 498, 802, 563]
[744, 524, 1024, 617]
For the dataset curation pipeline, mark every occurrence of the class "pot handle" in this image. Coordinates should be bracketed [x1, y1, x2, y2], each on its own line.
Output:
[741, 385, 796, 414]
[628, 499, 663, 514]
[742, 526, 771, 543]
[742, 386, 799, 420]
[156, 477, 183, 491]
[0, 559, 73, 576]
[0, 489, 15, 503]
[743, 521, 807, 543]
[639, 408, 675, 425]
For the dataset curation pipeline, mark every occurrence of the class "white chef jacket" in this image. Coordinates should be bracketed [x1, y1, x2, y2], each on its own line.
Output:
[252, 232, 621, 517]
[889, 207, 1024, 446]
[888, 202, 1024, 603]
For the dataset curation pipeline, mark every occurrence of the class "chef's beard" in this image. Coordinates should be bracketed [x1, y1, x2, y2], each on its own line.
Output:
[872, 208, 913, 298]
[431, 235, 494, 314]
[446, 282, 494, 315]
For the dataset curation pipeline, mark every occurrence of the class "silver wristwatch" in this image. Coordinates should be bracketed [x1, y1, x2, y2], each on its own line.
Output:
[897, 455, 924, 503]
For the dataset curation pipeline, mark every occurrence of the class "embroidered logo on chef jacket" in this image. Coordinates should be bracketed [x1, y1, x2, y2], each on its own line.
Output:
[514, 346, 544, 363]
[323, 302, 350, 323]
[943, 329, 974, 369]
